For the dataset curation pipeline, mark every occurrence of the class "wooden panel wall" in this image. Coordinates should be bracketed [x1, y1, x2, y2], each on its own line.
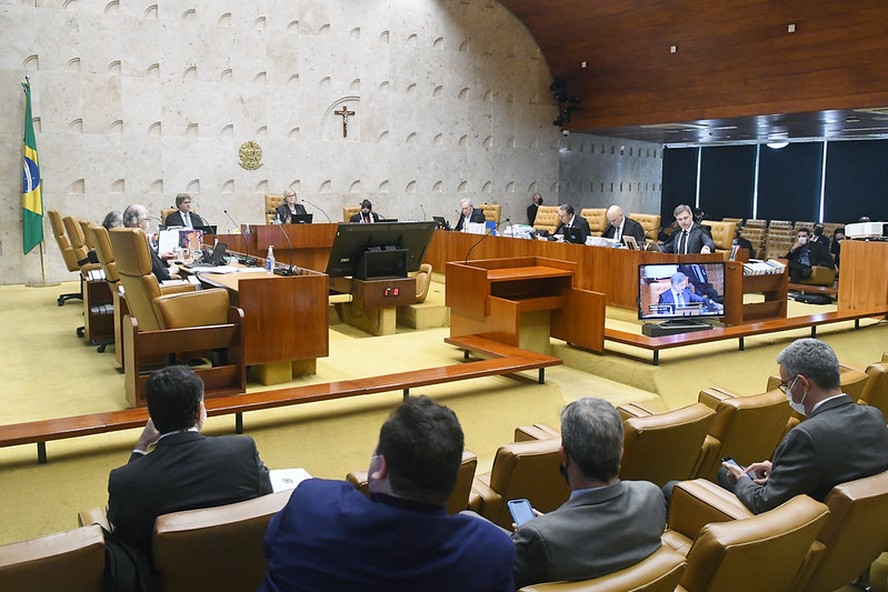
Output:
[499, 0, 888, 128]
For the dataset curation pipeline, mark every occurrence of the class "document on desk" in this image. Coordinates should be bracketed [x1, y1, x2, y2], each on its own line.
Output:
[194, 266, 267, 275]
[270, 468, 312, 492]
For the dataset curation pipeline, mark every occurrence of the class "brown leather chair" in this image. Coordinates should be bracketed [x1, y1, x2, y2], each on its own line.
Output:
[414, 263, 433, 304]
[694, 387, 791, 481]
[109, 227, 246, 406]
[702, 221, 737, 255]
[579, 208, 608, 237]
[160, 208, 177, 225]
[470, 437, 570, 529]
[797, 265, 837, 287]
[533, 205, 561, 235]
[517, 545, 686, 592]
[629, 212, 661, 241]
[618, 402, 716, 487]
[47, 210, 86, 306]
[342, 205, 361, 222]
[0, 524, 105, 592]
[153, 490, 293, 592]
[858, 361, 888, 419]
[265, 195, 283, 224]
[346, 449, 478, 515]
[675, 494, 829, 592]
[479, 203, 502, 224]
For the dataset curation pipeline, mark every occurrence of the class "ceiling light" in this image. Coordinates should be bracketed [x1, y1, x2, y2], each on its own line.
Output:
[766, 141, 789, 149]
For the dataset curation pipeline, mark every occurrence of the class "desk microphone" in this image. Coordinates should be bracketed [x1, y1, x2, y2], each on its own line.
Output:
[272, 222, 298, 276]
[464, 218, 508, 264]
[222, 209, 258, 265]
[301, 198, 332, 223]
[222, 209, 242, 234]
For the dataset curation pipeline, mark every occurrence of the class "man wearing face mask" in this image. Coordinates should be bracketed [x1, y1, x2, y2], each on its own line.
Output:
[718, 339, 888, 514]
[810, 223, 830, 249]
[511, 398, 666, 589]
[785, 227, 834, 283]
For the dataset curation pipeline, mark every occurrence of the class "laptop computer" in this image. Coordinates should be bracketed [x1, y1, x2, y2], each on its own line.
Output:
[564, 227, 585, 244]
[432, 216, 450, 230]
[288, 214, 313, 224]
[185, 241, 228, 268]
[193, 224, 217, 235]
[622, 235, 639, 250]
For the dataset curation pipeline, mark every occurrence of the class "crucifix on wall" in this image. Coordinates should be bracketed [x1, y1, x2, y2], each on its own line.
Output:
[334, 104, 356, 138]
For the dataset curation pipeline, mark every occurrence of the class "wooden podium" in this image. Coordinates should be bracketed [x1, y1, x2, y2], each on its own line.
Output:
[723, 260, 788, 326]
[446, 256, 605, 353]
[838, 240, 888, 313]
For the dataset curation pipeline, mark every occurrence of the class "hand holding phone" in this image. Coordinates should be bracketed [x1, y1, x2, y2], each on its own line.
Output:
[507, 498, 535, 527]
[721, 457, 752, 479]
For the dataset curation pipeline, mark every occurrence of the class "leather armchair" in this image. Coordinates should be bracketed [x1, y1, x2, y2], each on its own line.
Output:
[48, 209, 90, 308]
[470, 437, 569, 529]
[265, 195, 283, 224]
[517, 545, 686, 592]
[479, 203, 502, 224]
[342, 205, 361, 222]
[694, 387, 790, 481]
[797, 265, 837, 287]
[858, 361, 888, 418]
[533, 206, 561, 235]
[579, 208, 607, 237]
[109, 227, 246, 406]
[0, 524, 104, 592]
[702, 221, 737, 254]
[153, 490, 293, 592]
[160, 208, 177, 225]
[629, 212, 661, 241]
[346, 449, 478, 514]
[414, 263, 433, 304]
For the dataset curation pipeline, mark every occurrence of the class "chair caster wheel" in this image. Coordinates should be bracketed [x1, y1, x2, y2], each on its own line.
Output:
[97, 344, 107, 353]
[76, 327, 85, 338]
[57, 298, 65, 306]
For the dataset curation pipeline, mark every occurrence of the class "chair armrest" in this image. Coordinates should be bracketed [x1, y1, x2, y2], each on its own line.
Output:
[514, 423, 560, 442]
[78, 506, 110, 531]
[154, 288, 232, 328]
[698, 386, 741, 410]
[617, 402, 656, 421]
[667, 479, 753, 541]
[345, 471, 370, 498]
[470, 473, 504, 522]
[159, 282, 196, 295]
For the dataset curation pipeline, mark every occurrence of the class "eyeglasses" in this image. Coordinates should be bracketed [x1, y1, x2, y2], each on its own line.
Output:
[777, 375, 799, 394]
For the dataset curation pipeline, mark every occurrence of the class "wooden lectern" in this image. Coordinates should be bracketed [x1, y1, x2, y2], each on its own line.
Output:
[446, 256, 605, 353]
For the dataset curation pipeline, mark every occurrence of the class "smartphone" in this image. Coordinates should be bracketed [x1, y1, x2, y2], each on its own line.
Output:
[507, 498, 535, 527]
[722, 457, 751, 478]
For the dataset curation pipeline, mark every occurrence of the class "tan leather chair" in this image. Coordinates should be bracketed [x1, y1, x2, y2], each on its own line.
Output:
[0, 524, 104, 592]
[153, 490, 293, 592]
[160, 208, 177, 225]
[702, 221, 737, 254]
[675, 494, 829, 592]
[478, 203, 502, 224]
[694, 387, 791, 481]
[265, 195, 283, 224]
[797, 265, 837, 287]
[414, 263, 433, 304]
[109, 227, 246, 406]
[580, 208, 607, 236]
[342, 205, 360, 222]
[517, 545, 686, 592]
[346, 449, 478, 515]
[618, 403, 716, 487]
[858, 361, 888, 418]
[47, 210, 87, 306]
[630, 213, 661, 241]
[470, 437, 570, 529]
[792, 468, 888, 592]
[533, 205, 561, 235]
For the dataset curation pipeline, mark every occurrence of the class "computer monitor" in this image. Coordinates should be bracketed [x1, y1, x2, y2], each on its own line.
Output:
[638, 261, 726, 322]
[325, 221, 437, 278]
[287, 214, 313, 224]
[564, 227, 585, 244]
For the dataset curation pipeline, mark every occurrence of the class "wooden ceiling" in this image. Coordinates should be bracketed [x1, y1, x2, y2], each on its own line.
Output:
[498, 0, 888, 145]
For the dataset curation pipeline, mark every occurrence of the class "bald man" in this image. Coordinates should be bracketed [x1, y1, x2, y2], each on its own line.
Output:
[601, 206, 646, 244]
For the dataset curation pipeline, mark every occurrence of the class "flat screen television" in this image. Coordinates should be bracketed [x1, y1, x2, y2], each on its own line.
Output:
[638, 261, 726, 324]
[326, 221, 437, 278]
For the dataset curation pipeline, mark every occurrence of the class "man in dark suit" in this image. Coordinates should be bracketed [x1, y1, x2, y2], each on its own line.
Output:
[527, 192, 543, 225]
[454, 198, 486, 231]
[511, 398, 666, 589]
[657, 271, 713, 313]
[107, 366, 273, 557]
[810, 223, 830, 249]
[163, 193, 205, 229]
[349, 199, 381, 223]
[785, 227, 835, 282]
[719, 339, 888, 514]
[123, 203, 177, 282]
[678, 263, 719, 300]
[261, 396, 515, 591]
[554, 204, 591, 244]
[660, 204, 715, 254]
[602, 205, 646, 245]
[733, 227, 754, 258]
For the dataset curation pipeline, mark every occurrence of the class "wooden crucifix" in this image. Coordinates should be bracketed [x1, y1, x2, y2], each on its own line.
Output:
[334, 104, 356, 138]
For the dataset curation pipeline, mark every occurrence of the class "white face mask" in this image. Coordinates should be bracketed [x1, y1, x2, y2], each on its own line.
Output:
[797, 236, 808, 245]
[785, 379, 807, 416]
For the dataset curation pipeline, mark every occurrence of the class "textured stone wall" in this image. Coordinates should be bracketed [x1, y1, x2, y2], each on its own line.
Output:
[0, 0, 661, 283]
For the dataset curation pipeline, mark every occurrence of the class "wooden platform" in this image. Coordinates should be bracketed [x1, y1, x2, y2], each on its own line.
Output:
[0, 336, 561, 464]
[605, 308, 887, 364]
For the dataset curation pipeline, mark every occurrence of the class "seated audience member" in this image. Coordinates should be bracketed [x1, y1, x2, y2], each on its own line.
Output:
[811, 222, 830, 249]
[718, 339, 888, 514]
[660, 204, 715, 254]
[512, 398, 665, 589]
[261, 396, 514, 592]
[123, 203, 177, 281]
[454, 198, 486, 232]
[102, 210, 123, 231]
[349, 199, 381, 223]
[657, 272, 710, 312]
[527, 192, 543, 225]
[107, 366, 272, 559]
[785, 227, 834, 283]
[733, 226, 754, 257]
[554, 204, 591, 244]
[602, 205, 646, 244]
[275, 189, 308, 224]
[678, 263, 719, 300]
[163, 193, 205, 229]
[830, 227, 845, 268]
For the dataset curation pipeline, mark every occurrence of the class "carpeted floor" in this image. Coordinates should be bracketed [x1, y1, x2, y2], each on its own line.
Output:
[2, 279, 887, 590]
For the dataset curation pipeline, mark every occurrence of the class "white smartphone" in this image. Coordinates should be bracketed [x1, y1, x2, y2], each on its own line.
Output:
[507, 498, 535, 527]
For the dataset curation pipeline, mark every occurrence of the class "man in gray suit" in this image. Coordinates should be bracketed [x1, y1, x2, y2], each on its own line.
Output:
[719, 338, 888, 513]
[511, 398, 666, 589]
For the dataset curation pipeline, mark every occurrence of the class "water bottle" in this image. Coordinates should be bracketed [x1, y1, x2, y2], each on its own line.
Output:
[265, 245, 275, 273]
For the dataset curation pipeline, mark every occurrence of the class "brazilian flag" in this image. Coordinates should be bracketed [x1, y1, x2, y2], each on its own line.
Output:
[22, 79, 44, 255]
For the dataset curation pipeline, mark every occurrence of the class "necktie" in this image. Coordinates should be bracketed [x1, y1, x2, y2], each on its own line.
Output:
[678, 230, 688, 254]
[677, 291, 684, 307]
[183, 213, 191, 228]
[614, 225, 621, 242]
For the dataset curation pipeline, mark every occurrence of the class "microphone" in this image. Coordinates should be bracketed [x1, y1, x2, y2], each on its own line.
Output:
[464, 218, 509, 264]
[222, 209, 258, 266]
[420, 204, 428, 220]
[272, 222, 298, 276]
[222, 209, 241, 233]
[301, 198, 331, 223]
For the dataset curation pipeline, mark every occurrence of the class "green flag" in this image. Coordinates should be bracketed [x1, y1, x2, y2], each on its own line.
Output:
[22, 79, 44, 254]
